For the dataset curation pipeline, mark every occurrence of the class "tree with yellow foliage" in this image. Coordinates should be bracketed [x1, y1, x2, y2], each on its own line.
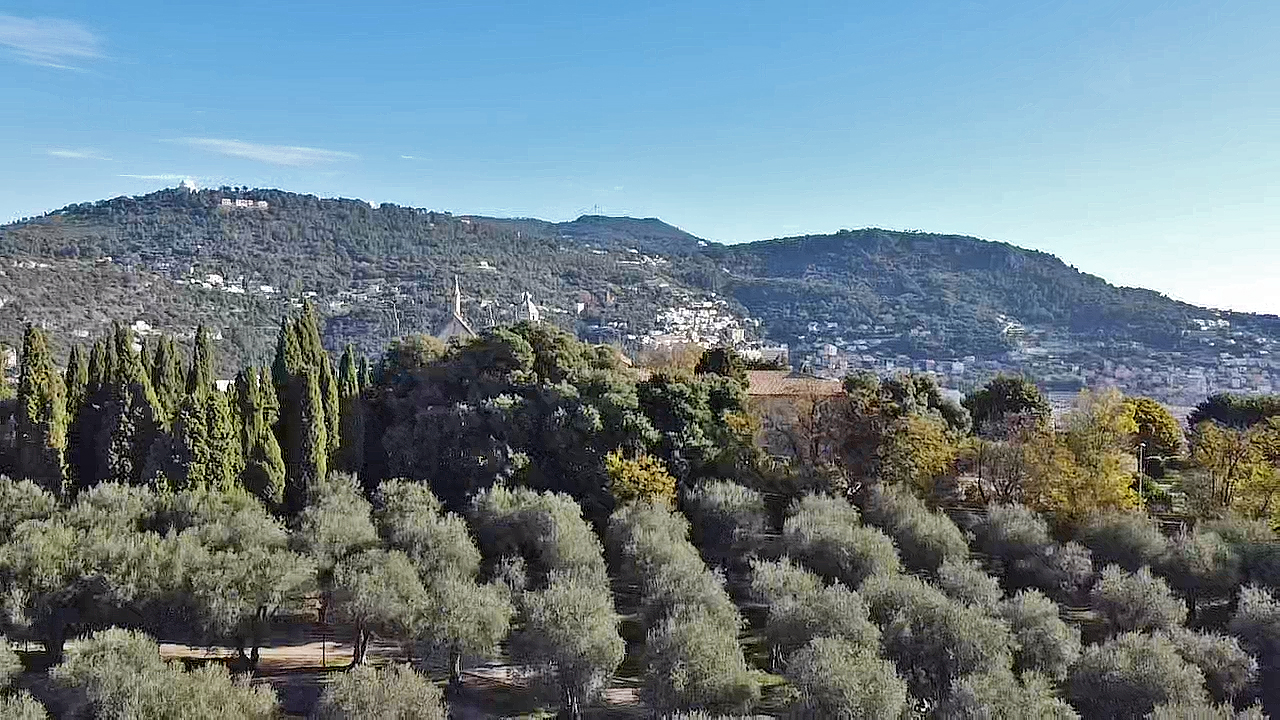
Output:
[1190, 417, 1280, 521]
[879, 413, 957, 497]
[1022, 390, 1139, 523]
[605, 450, 677, 507]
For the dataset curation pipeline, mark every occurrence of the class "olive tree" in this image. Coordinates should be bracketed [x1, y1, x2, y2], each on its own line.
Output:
[470, 485, 609, 587]
[1146, 702, 1266, 720]
[974, 504, 1095, 601]
[1229, 586, 1280, 714]
[0, 477, 56, 534]
[749, 557, 823, 606]
[52, 628, 278, 720]
[177, 522, 314, 667]
[682, 480, 767, 568]
[762, 581, 879, 663]
[939, 670, 1079, 719]
[643, 607, 761, 716]
[330, 549, 427, 665]
[783, 494, 901, 588]
[1166, 628, 1258, 706]
[510, 570, 625, 720]
[296, 473, 379, 626]
[1066, 632, 1209, 719]
[859, 484, 968, 573]
[997, 589, 1081, 682]
[861, 573, 1015, 703]
[937, 559, 1003, 609]
[375, 479, 480, 579]
[785, 636, 908, 719]
[313, 663, 446, 720]
[1091, 565, 1187, 635]
[608, 503, 758, 714]
[1078, 511, 1169, 572]
[0, 693, 47, 720]
[1158, 531, 1242, 619]
[376, 480, 511, 684]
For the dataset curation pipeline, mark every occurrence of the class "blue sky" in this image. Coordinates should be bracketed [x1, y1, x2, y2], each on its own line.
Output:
[2, 1, 1277, 313]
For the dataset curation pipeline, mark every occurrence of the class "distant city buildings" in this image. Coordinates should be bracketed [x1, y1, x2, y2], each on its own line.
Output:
[219, 198, 269, 209]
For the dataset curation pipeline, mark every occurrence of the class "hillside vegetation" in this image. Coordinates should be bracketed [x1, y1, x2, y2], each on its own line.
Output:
[2, 186, 1277, 370]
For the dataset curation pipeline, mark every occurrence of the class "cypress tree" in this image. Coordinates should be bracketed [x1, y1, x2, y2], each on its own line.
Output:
[64, 345, 88, 415]
[96, 327, 163, 485]
[297, 303, 340, 455]
[338, 345, 360, 399]
[186, 325, 215, 398]
[87, 339, 107, 393]
[282, 367, 327, 515]
[70, 339, 110, 490]
[15, 324, 67, 494]
[272, 320, 304, 394]
[62, 345, 89, 489]
[145, 393, 204, 491]
[335, 345, 365, 473]
[150, 336, 185, 421]
[318, 353, 340, 456]
[358, 355, 372, 391]
[205, 389, 242, 491]
[102, 325, 121, 387]
[234, 368, 264, 459]
[139, 336, 155, 377]
[301, 368, 328, 492]
[244, 428, 286, 508]
[259, 366, 280, 429]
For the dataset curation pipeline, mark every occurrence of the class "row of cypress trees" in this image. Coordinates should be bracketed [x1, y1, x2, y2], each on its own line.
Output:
[11, 303, 370, 514]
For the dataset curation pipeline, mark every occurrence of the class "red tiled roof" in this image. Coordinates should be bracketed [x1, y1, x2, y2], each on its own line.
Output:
[746, 370, 843, 397]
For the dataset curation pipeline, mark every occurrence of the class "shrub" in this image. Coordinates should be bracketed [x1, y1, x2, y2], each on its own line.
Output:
[936, 559, 1003, 609]
[1078, 512, 1169, 572]
[1066, 632, 1208, 719]
[314, 663, 446, 720]
[1091, 565, 1187, 635]
[783, 494, 901, 587]
[785, 636, 908, 720]
[860, 485, 968, 573]
[683, 480, 767, 567]
[997, 589, 1081, 682]
[1166, 628, 1258, 705]
[606, 451, 677, 507]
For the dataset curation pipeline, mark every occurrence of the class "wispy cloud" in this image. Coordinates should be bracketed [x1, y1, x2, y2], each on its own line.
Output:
[49, 148, 110, 160]
[176, 138, 357, 166]
[0, 15, 103, 70]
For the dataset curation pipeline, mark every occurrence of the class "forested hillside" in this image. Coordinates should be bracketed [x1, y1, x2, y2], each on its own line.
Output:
[0, 188, 718, 368]
[2, 186, 1278, 372]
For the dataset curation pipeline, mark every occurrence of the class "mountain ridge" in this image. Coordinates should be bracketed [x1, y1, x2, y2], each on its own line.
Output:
[0, 186, 1275, 403]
